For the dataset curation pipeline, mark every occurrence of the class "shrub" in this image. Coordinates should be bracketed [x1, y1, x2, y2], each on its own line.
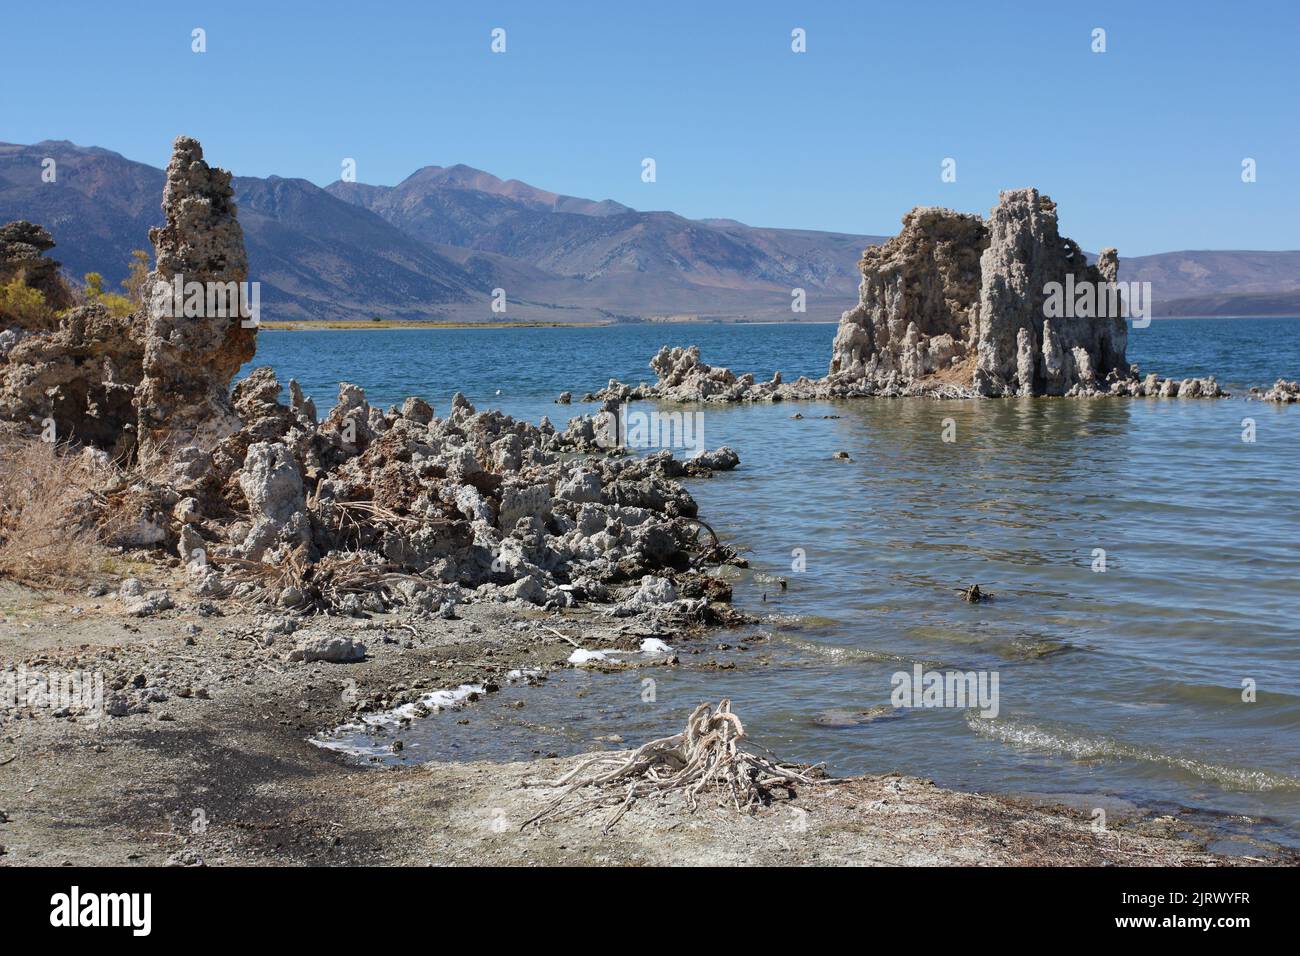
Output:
[0, 435, 123, 588]
[0, 274, 56, 329]
[83, 271, 134, 317]
[122, 249, 152, 306]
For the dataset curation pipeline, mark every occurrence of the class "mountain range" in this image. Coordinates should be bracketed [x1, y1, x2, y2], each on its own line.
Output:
[1, 140, 1297, 323]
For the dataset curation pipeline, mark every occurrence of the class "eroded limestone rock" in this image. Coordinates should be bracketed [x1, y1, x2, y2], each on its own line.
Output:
[0, 221, 144, 451]
[1256, 379, 1300, 403]
[0, 138, 750, 628]
[238, 441, 312, 561]
[135, 136, 255, 470]
[0, 303, 143, 452]
[973, 190, 1129, 396]
[0, 221, 75, 316]
[590, 189, 1235, 403]
[829, 207, 986, 390]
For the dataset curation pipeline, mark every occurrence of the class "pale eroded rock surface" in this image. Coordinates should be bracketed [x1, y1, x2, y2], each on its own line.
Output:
[829, 207, 986, 392]
[135, 136, 256, 470]
[972, 190, 1129, 396]
[590, 189, 1230, 403]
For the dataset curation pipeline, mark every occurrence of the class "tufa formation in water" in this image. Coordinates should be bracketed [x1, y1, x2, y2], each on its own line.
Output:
[591, 189, 1230, 403]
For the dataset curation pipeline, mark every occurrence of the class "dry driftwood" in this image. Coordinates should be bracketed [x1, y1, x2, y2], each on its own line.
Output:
[523, 699, 820, 833]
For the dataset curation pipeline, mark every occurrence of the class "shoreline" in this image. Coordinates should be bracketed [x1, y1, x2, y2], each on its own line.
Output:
[256, 315, 1298, 332]
[259, 319, 617, 330]
[1, 578, 1290, 866]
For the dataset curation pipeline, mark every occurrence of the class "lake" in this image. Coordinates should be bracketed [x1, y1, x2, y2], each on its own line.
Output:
[250, 317, 1300, 850]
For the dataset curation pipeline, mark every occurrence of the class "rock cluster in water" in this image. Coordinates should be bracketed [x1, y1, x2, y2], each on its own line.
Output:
[588, 189, 1231, 403]
[972, 190, 1130, 396]
[1255, 379, 1300, 403]
[828, 205, 987, 393]
[830, 189, 1147, 397]
[586, 345, 820, 404]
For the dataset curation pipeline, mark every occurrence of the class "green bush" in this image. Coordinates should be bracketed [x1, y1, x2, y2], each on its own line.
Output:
[83, 271, 133, 317]
[0, 274, 55, 328]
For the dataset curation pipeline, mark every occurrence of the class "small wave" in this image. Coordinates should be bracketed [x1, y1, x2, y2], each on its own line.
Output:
[967, 715, 1300, 792]
[759, 612, 841, 630]
[903, 625, 1073, 661]
[776, 634, 936, 668]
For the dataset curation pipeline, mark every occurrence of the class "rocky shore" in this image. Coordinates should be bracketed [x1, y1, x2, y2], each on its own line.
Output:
[0, 137, 747, 627]
[3, 579, 1288, 867]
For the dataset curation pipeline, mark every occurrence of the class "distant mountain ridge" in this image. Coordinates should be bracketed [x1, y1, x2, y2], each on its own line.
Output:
[1119, 250, 1300, 316]
[325, 169, 872, 294]
[1, 140, 1296, 323]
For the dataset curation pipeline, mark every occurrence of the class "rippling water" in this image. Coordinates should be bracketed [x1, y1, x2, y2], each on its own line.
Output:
[251, 318, 1300, 848]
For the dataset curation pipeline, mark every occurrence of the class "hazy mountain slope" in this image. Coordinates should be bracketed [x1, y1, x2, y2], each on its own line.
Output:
[0, 141, 163, 286]
[328, 166, 886, 301]
[231, 175, 485, 321]
[1153, 290, 1300, 317]
[1120, 250, 1300, 307]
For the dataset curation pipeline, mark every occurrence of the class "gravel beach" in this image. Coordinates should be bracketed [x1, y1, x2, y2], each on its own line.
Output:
[2, 578, 1287, 867]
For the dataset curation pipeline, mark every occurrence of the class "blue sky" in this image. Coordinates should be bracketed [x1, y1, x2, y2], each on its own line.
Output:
[1, 0, 1296, 255]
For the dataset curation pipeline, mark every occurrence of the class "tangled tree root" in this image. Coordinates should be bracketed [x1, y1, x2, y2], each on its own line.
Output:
[523, 700, 821, 833]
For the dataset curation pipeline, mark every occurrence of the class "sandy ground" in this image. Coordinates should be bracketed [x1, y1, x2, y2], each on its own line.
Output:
[0, 577, 1290, 867]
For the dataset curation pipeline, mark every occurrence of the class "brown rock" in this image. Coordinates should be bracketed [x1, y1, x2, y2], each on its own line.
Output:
[829, 207, 986, 389]
[0, 220, 75, 316]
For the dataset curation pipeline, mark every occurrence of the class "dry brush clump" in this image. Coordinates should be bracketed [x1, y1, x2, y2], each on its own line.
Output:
[0, 434, 127, 587]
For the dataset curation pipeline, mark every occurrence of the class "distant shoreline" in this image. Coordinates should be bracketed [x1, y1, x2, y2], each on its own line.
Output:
[258, 319, 846, 331]
[259, 319, 615, 330]
[258, 315, 1297, 331]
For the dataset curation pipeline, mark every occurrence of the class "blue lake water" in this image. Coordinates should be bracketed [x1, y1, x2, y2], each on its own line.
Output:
[250, 318, 1300, 850]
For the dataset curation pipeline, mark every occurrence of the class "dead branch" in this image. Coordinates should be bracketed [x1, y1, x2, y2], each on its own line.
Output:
[522, 699, 821, 833]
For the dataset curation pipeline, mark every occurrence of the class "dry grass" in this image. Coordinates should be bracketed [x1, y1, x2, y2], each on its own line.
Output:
[0, 435, 122, 588]
[928, 352, 978, 387]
